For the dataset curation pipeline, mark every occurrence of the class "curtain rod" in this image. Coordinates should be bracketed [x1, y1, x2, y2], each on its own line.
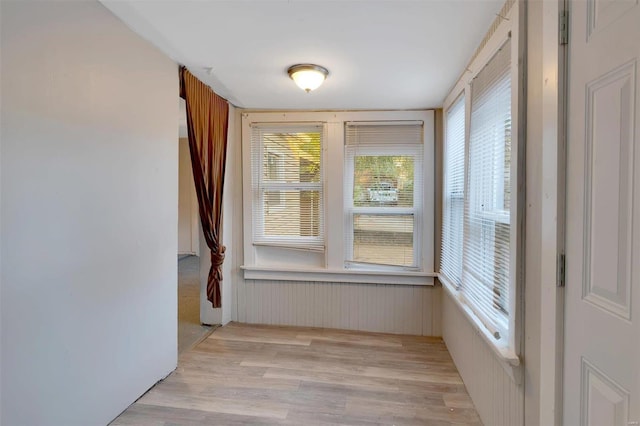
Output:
[179, 65, 238, 108]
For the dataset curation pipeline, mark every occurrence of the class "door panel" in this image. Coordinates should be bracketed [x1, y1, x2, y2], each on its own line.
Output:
[564, 1, 640, 425]
[583, 61, 635, 321]
[581, 359, 630, 426]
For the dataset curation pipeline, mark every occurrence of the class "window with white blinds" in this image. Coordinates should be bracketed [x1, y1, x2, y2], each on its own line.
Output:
[440, 95, 466, 287]
[462, 38, 512, 337]
[344, 122, 424, 269]
[251, 124, 324, 250]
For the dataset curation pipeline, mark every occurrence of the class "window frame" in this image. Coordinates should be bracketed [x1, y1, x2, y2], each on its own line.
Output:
[241, 110, 435, 285]
[463, 42, 513, 339]
[250, 123, 325, 251]
[439, 0, 523, 364]
[344, 142, 424, 272]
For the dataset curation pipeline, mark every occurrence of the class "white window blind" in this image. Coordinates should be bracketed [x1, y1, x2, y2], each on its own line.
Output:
[251, 124, 324, 250]
[344, 122, 424, 269]
[441, 95, 466, 287]
[462, 38, 512, 337]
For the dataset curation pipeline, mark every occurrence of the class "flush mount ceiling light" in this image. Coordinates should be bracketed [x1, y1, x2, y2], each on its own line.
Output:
[287, 64, 329, 93]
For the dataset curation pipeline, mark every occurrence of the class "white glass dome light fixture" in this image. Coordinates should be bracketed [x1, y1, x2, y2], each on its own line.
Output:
[287, 64, 329, 93]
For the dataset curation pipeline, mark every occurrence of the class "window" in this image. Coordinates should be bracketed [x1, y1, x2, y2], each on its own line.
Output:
[345, 123, 424, 270]
[242, 111, 434, 284]
[463, 39, 512, 337]
[441, 95, 465, 287]
[441, 36, 518, 344]
[250, 124, 324, 250]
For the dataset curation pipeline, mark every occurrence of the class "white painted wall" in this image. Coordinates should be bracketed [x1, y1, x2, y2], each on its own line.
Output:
[222, 106, 243, 325]
[0, 2, 178, 425]
[0, 3, 4, 420]
[229, 107, 245, 324]
[232, 109, 436, 332]
[524, 1, 564, 425]
[178, 137, 199, 256]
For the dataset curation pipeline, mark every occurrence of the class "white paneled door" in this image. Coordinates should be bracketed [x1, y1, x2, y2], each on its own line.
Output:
[564, 1, 640, 425]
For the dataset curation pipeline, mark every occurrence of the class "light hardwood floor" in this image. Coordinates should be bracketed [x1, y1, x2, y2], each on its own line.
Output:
[112, 323, 481, 425]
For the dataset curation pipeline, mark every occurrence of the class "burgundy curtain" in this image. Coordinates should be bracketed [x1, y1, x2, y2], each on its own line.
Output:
[179, 66, 229, 308]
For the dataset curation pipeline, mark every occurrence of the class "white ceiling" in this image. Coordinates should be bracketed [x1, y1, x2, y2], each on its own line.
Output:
[102, 0, 503, 110]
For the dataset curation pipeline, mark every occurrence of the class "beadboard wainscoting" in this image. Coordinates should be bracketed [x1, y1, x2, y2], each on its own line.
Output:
[442, 291, 524, 425]
[236, 280, 442, 336]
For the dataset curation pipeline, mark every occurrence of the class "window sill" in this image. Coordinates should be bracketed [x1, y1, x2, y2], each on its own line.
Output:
[242, 266, 436, 286]
[439, 274, 522, 384]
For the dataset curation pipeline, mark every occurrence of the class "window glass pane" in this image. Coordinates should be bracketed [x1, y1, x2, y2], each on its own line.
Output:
[264, 190, 320, 238]
[352, 214, 414, 267]
[353, 156, 414, 207]
[265, 190, 282, 207]
[262, 132, 321, 183]
[265, 152, 283, 181]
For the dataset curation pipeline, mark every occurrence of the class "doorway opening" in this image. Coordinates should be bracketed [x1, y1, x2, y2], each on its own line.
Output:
[178, 98, 213, 353]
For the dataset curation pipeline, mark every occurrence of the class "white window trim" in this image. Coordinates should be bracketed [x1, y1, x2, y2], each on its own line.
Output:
[441, 1, 523, 371]
[241, 110, 435, 284]
[243, 265, 435, 285]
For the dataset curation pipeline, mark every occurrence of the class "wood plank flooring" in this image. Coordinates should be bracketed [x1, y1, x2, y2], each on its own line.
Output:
[177, 255, 215, 354]
[111, 323, 481, 425]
